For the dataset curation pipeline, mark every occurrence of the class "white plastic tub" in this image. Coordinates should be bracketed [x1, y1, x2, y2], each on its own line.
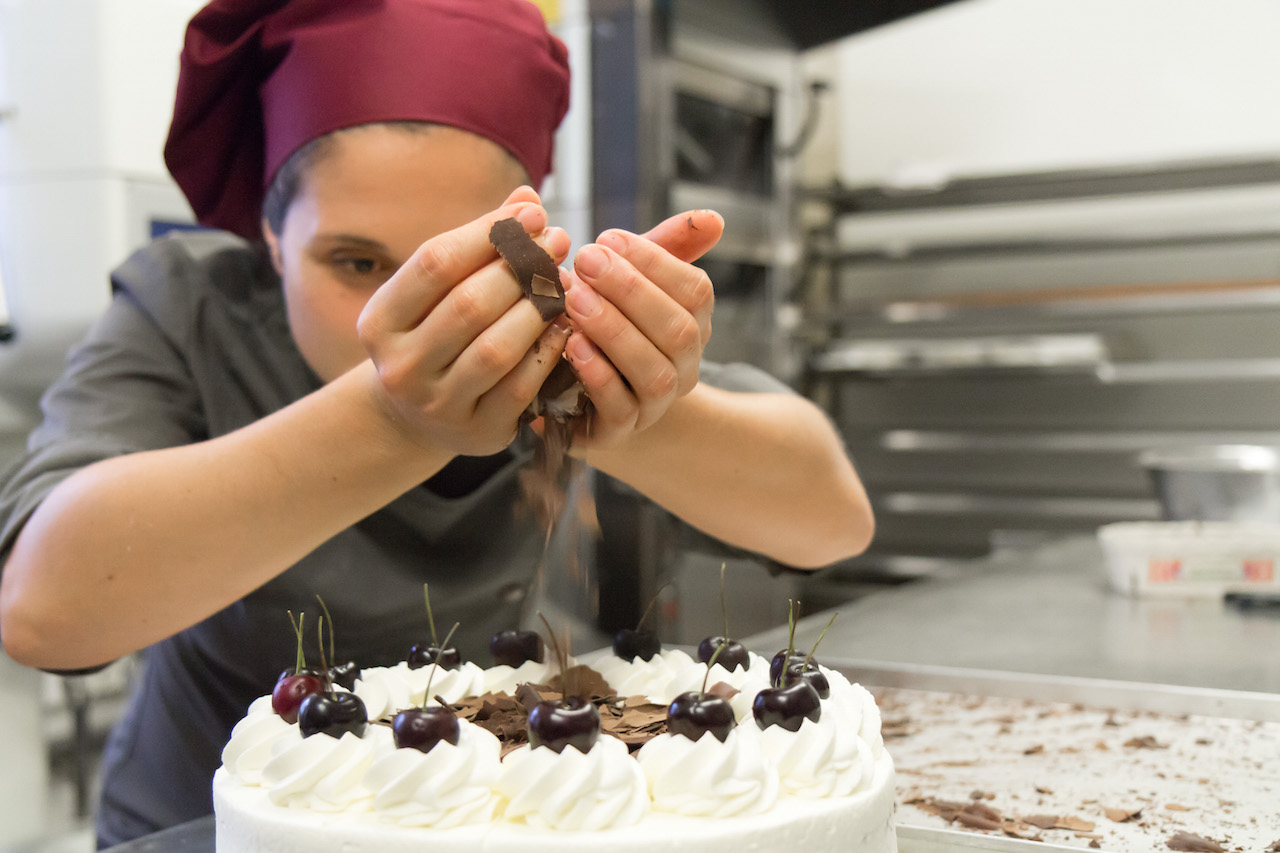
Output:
[1098, 521, 1280, 597]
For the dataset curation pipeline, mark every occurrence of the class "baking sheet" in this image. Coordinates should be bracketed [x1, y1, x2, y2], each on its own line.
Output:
[829, 659, 1280, 852]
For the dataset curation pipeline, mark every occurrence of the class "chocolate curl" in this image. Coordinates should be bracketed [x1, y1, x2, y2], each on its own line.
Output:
[489, 217, 566, 321]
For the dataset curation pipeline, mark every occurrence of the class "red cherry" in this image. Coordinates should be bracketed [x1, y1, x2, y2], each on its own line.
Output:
[272, 673, 323, 724]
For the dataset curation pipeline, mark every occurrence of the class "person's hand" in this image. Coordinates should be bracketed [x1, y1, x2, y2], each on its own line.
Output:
[562, 209, 722, 449]
[357, 187, 572, 457]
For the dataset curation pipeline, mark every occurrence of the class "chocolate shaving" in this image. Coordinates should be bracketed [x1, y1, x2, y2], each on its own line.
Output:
[489, 217, 565, 321]
[1166, 831, 1225, 852]
[1103, 806, 1143, 823]
[1123, 735, 1166, 749]
[441, 665, 671, 757]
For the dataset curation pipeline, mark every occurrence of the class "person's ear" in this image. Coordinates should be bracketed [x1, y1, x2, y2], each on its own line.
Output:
[261, 218, 284, 276]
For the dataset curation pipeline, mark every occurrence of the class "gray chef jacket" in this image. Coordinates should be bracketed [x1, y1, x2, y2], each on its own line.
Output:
[0, 230, 792, 847]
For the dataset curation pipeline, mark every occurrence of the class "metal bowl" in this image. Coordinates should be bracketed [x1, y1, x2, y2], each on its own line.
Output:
[1139, 445, 1280, 523]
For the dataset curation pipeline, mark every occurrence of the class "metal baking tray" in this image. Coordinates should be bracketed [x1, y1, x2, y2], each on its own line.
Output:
[828, 657, 1280, 852]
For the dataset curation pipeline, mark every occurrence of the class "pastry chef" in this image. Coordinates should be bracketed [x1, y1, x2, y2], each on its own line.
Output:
[0, 0, 873, 846]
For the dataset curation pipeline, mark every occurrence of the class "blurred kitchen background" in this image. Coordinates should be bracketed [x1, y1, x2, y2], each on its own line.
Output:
[4, 0, 1280, 849]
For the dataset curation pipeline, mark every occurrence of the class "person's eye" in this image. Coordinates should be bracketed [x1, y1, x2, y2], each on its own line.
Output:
[335, 256, 378, 275]
[330, 254, 394, 284]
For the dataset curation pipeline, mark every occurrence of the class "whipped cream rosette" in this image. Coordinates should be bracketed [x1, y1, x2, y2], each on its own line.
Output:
[360, 720, 501, 828]
[378, 660, 486, 707]
[588, 648, 770, 705]
[636, 724, 779, 817]
[221, 695, 295, 785]
[496, 735, 649, 831]
[824, 669, 885, 758]
[481, 658, 553, 695]
[758, 711, 875, 798]
[258, 724, 388, 811]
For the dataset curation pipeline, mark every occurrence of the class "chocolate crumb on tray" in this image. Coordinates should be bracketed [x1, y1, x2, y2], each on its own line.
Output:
[879, 686, 1280, 852]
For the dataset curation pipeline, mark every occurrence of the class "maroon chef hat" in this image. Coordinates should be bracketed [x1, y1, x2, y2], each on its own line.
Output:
[164, 0, 571, 241]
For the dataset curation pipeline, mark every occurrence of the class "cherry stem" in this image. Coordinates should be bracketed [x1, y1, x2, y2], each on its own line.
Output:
[423, 583, 439, 646]
[801, 611, 839, 673]
[316, 615, 333, 692]
[718, 563, 729, 640]
[422, 621, 460, 710]
[636, 582, 673, 631]
[701, 640, 727, 696]
[778, 599, 800, 688]
[537, 611, 572, 702]
[287, 610, 306, 675]
[315, 595, 336, 667]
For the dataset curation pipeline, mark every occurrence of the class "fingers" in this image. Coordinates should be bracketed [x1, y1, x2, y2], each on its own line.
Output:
[410, 226, 571, 379]
[359, 194, 547, 338]
[567, 245, 701, 391]
[640, 209, 724, 264]
[595, 229, 713, 343]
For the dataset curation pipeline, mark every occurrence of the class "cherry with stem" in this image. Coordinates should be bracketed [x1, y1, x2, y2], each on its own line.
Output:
[407, 583, 461, 671]
[393, 621, 462, 753]
[667, 640, 736, 742]
[613, 582, 671, 662]
[298, 607, 368, 739]
[696, 563, 750, 671]
[272, 610, 322, 724]
[528, 612, 599, 753]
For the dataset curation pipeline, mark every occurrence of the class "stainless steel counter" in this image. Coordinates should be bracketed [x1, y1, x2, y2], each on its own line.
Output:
[105, 535, 1280, 851]
[750, 535, 1280, 697]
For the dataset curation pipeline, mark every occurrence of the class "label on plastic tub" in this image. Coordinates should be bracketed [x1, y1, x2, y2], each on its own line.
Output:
[1146, 555, 1276, 585]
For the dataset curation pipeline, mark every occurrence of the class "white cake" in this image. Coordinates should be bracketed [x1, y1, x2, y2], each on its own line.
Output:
[213, 648, 898, 852]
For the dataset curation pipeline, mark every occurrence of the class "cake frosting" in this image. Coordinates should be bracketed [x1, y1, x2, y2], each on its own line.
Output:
[213, 650, 898, 852]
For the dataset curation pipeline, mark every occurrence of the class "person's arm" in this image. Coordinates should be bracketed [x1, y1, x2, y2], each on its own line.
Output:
[0, 193, 568, 670]
[584, 383, 873, 569]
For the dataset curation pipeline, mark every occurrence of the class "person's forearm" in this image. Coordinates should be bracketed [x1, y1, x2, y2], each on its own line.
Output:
[0, 361, 452, 670]
[582, 384, 873, 569]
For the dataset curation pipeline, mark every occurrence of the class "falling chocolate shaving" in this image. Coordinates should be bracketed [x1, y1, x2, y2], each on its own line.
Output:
[1166, 831, 1225, 852]
[489, 217, 565, 321]
[488, 218, 594, 555]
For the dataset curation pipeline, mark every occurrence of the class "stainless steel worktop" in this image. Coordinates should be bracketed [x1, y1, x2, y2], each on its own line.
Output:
[104, 535, 1280, 852]
[751, 535, 1280, 696]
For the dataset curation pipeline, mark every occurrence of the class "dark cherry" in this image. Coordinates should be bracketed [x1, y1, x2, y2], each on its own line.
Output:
[613, 628, 660, 662]
[783, 660, 830, 699]
[328, 660, 361, 692]
[667, 691, 736, 743]
[752, 679, 821, 732]
[490, 630, 545, 668]
[392, 706, 460, 753]
[697, 636, 750, 672]
[406, 643, 461, 671]
[271, 673, 323, 724]
[527, 696, 600, 754]
[297, 691, 368, 739]
[769, 650, 821, 686]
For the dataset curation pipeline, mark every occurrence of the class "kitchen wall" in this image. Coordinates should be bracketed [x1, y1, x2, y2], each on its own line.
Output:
[809, 0, 1280, 187]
